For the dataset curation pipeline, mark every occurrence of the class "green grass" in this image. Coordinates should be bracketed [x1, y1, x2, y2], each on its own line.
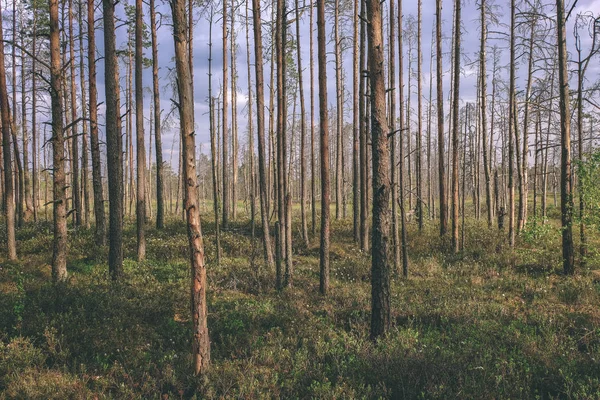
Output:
[1, 208, 600, 399]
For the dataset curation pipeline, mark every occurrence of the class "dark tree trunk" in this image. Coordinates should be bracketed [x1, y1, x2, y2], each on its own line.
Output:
[103, 0, 124, 279]
[367, 0, 391, 339]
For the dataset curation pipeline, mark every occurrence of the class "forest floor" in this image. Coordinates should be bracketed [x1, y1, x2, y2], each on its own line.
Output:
[1, 206, 600, 399]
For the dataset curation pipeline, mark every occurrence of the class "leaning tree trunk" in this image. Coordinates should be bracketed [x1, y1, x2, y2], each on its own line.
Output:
[170, 0, 211, 374]
[367, 0, 391, 339]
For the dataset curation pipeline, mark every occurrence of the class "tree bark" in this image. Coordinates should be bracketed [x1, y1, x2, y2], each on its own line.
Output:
[50, 0, 67, 281]
[103, 0, 124, 279]
[150, 0, 165, 230]
[0, 0, 16, 261]
[436, 0, 447, 236]
[135, 0, 146, 260]
[317, 0, 330, 294]
[170, 0, 211, 373]
[556, 0, 574, 275]
[251, 0, 275, 270]
[451, 0, 461, 253]
[367, 0, 391, 339]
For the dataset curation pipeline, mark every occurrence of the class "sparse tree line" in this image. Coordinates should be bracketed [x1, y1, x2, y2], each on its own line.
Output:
[1, 0, 599, 374]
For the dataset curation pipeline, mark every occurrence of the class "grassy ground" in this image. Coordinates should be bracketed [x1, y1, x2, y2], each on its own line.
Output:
[1, 209, 600, 399]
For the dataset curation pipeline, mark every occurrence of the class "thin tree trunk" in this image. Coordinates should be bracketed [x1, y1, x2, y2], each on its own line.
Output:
[78, 2, 90, 229]
[150, 0, 164, 229]
[317, 0, 330, 294]
[436, 0, 447, 236]
[389, 0, 399, 271]
[135, 0, 146, 260]
[222, 0, 229, 228]
[251, 0, 275, 271]
[416, 0, 423, 230]
[170, 0, 211, 373]
[359, 0, 368, 251]
[68, 0, 80, 228]
[88, 0, 106, 244]
[398, 0, 409, 276]
[295, 0, 309, 247]
[451, 0, 461, 253]
[480, 0, 492, 228]
[556, 0, 574, 275]
[508, 0, 516, 248]
[310, 0, 317, 236]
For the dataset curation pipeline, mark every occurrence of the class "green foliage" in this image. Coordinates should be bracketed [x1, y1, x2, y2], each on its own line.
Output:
[578, 150, 600, 231]
[1, 217, 600, 398]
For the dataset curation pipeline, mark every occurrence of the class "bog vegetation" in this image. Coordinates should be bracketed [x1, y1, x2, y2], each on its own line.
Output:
[1, 0, 600, 397]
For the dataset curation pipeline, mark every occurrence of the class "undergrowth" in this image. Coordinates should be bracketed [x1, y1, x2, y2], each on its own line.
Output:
[1, 209, 600, 399]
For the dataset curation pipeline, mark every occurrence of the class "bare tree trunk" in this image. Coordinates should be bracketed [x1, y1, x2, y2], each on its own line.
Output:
[397, 0, 409, 276]
[78, 2, 90, 228]
[103, 0, 124, 279]
[222, 0, 229, 228]
[317, 0, 330, 294]
[368, 0, 390, 339]
[231, 4, 238, 221]
[508, 0, 516, 248]
[50, 0, 67, 280]
[67, 0, 80, 228]
[31, 9, 38, 222]
[310, 0, 317, 236]
[88, 0, 106, 244]
[359, 0, 368, 251]
[334, 0, 342, 221]
[389, 0, 399, 271]
[135, 0, 146, 260]
[295, 0, 309, 248]
[556, 0, 574, 275]
[251, 0, 275, 271]
[150, 0, 164, 229]
[0, 0, 16, 260]
[170, 0, 211, 373]
[451, 0, 461, 253]
[245, 1, 256, 237]
[519, 20, 536, 232]
[480, 0, 492, 228]
[436, 0, 447, 236]
[416, 0, 423, 230]
[352, 0, 360, 242]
